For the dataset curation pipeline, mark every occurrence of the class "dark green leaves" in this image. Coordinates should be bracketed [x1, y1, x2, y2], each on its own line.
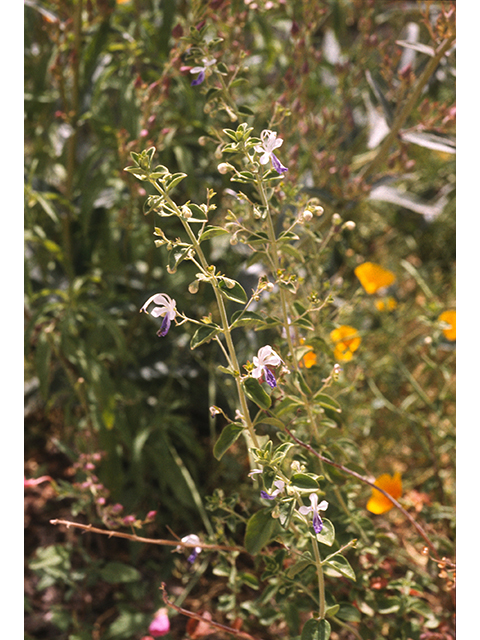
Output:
[217, 278, 248, 304]
[213, 423, 244, 460]
[244, 508, 279, 555]
[243, 377, 271, 410]
[190, 323, 221, 349]
[301, 618, 331, 640]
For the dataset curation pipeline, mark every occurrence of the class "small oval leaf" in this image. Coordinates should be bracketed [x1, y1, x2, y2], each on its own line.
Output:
[244, 508, 278, 555]
[213, 423, 244, 460]
[243, 377, 271, 410]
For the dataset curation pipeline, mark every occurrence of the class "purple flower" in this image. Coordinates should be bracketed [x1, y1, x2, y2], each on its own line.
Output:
[299, 493, 329, 534]
[190, 57, 215, 86]
[251, 345, 282, 388]
[260, 480, 285, 500]
[140, 293, 177, 337]
[177, 534, 202, 563]
[254, 129, 288, 174]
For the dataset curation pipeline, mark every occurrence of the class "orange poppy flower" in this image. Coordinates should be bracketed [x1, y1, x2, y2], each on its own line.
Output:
[354, 262, 396, 295]
[366, 472, 402, 514]
[374, 296, 398, 312]
[330, 325, 361, 362]
[438, 310, 456, 341]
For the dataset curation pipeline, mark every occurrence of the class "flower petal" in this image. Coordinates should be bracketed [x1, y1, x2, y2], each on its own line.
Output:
[264, 368, 277, 388]
[191, 69, 205, 86]
[157, 314, 171, 337]
[271, 153, 288, 174]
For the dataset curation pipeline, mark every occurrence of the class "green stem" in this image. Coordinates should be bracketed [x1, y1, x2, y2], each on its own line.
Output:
[155, 186, 259, 449]
[311, 536, 326, 619]
[256, 177, 318, 434]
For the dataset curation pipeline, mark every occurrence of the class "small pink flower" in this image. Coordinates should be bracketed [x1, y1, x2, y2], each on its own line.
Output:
[146, 510, 157, 520]
[148, 608, 170, 637]
[123, 515, 136, 525]
[24, 475, 52, 488]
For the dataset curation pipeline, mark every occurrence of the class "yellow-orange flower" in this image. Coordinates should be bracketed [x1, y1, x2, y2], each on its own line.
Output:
[300, 349, 317, 368]
[438, 310, 456, 341]
[330, 325, 361, 362]
[374, 296, 398, 312]
[354, 262, 396, 295]
[366, 472, 402, 514]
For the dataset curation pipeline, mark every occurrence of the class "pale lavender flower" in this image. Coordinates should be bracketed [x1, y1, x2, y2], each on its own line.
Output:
[177, 534, 202, 563]
[140, 293, 177, 337]
[254, 129, 288, 174]
[190, 57, 215, 86]
[299, 493, 329, 534]
[252, 345, 282, 388]
[260, 480, 285, 500]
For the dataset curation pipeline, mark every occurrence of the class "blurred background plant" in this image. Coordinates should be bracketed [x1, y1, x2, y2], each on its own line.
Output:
[24, 1, 455, 639]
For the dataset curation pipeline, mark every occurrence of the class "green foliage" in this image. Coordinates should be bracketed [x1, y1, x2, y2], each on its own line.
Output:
[25, 1, 455, 639]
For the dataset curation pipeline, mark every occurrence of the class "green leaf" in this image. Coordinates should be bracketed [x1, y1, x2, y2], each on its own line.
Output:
[277, 498, 296, 529]
[218, 278, 248, 304]
[165, 172, 187, 192]
[167, 246, 190, 273]
[301, 618, 331, 640]
[400, 130, 456, 154]
[238, 104, 255, 116]
[290, 473, 320, 491]
[243, 377, 271, 410]
[273, 396, 303, 416]
[325, 604, 340, 618]
[313, 392, 342, 413]
[317, 518, 335, 547]
[98, 562, 141, 584]
[199, 226, 229, 242]
[336, 603, 361, 623]
[244, 508, 278, 555]
[323, 554, 356, 581]
[230, 310, 264, 328]
[213, 423, 244, 460]
[190, 323, 221, 350]
[286, 558, 312, 579]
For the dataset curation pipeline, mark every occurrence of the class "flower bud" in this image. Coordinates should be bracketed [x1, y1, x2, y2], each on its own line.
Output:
[343, 220, 356, 230]
[217, 162, 230, 174]
[332, 213, 342, 225]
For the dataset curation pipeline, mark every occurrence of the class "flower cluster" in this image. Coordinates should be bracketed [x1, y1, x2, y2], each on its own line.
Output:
[330, 325, 361, 362]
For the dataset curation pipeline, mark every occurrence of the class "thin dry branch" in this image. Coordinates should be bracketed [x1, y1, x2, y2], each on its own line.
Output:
[49, 519, 244, 553]
[284, 427, 441, 561]
[161, 583, 260, 640]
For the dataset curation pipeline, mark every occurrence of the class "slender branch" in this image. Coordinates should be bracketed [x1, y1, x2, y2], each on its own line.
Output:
[359, 34, 456, 182]
[49, 519, 244, 553]
[284, 428, 441, 560]
[161, 583, 260, 640]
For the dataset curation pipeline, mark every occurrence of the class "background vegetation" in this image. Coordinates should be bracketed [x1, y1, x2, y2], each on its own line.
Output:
[24, 1, 455, 639]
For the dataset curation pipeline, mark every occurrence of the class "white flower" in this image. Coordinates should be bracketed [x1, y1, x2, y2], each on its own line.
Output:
[254, 130, 288, 173]
[299, 493, 329, 534]
[251, 345, 282, 388]
[176, 534, 202, 563]
[140, 293, 177, 337]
